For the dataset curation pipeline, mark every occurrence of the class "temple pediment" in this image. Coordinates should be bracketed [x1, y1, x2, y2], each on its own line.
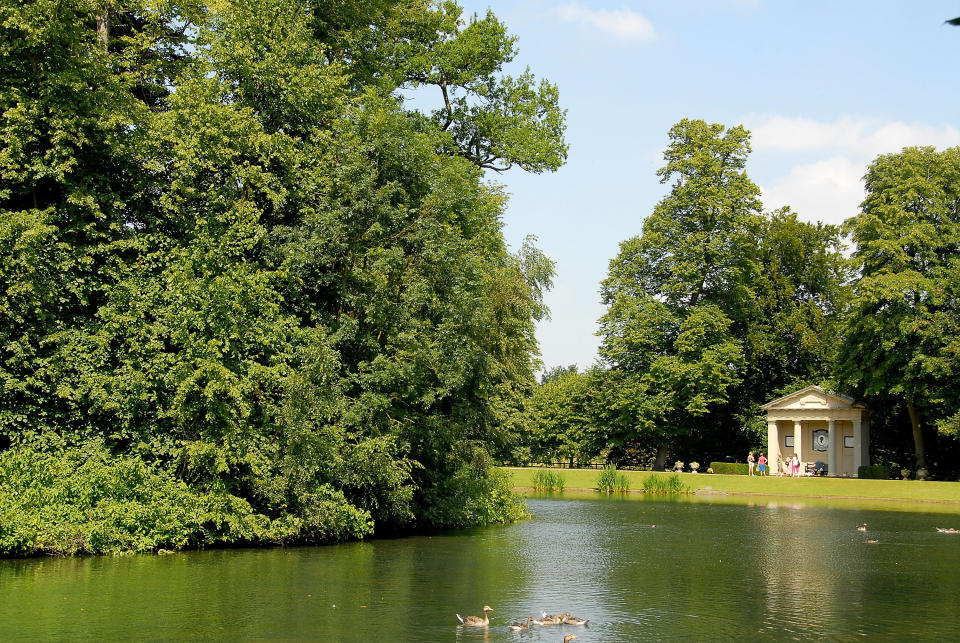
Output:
[761, 385, 864, 411]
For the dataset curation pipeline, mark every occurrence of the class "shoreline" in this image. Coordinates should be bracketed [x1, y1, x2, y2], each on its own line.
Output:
[513, 485, 960, 506]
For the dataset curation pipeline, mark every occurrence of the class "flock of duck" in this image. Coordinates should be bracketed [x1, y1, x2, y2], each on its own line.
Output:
[855, 522, 960, 543]
[457, 605, 587, 638]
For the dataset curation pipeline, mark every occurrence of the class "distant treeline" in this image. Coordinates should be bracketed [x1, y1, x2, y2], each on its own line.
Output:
[510, 123, 960, 478]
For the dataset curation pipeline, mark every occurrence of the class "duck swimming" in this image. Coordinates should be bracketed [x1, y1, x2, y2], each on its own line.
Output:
[533, 612, 563, 626]
[857, 523, 867, 532]
[563, 613, 589, 626]
[457, 605, 493, 626]
[563, 636, 578, 643]
[508, 617, 533, 631]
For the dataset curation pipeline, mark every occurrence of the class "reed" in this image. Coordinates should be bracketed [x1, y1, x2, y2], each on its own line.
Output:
[643, 473, 690, 494]
[595, 464, 630, 493]
[532, 469, 566, 493]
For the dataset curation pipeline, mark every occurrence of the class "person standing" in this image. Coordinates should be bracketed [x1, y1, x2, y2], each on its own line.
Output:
[757, 453, 767, 476]
[776, 453, 784, 477]
[748, 452, 756, 476]
[792, 453, 800, 477]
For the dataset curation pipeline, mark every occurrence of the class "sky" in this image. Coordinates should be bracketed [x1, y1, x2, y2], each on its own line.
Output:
[456, 0, 960, 374]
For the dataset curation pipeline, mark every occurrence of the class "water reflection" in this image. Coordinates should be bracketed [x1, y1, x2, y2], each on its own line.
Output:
[2, 497, 960, 641]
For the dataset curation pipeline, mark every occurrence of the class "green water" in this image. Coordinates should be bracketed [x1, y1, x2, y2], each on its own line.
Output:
[3, 496, 960, 641]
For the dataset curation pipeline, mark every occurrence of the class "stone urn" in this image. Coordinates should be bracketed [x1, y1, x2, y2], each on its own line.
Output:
[901, 468, 911, 480]
[690, 461, 700, 473]
[917, 468, 929, 481]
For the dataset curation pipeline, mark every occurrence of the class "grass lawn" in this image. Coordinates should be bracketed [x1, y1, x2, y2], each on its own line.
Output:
[502, 466, 960, 504]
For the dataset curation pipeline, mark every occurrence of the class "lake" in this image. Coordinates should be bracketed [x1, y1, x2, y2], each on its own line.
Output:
[2, 494, 960, 641]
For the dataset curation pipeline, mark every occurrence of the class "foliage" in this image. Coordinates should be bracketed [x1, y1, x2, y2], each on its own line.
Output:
[596, 120, 849, 468]
[858, 464, 893, 480]
[0, 0, 565, 551]
[532, 469, 566, 493]
[513, 369, 600, 466]
[642, 473, 689, 494]
[709, 462, 749, 476]
[0, 445, 374, 556]
[595, 464, 629, 493]
[839, 146, 960, 471]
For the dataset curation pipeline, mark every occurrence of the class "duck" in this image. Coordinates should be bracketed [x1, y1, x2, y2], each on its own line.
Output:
[457, 605, 493, 626]
[508, 616, 533, 631]
[562, 613, 589, 626]
[533, 612, 564, 626]
[936, 527, 959, 534]
[563, 636, 578, 643]
[856, 523, 867, 531]
[865, 539, 879, 544]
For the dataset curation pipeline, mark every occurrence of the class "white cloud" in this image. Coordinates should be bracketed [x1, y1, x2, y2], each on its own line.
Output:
[555, 3, 656, 41]
[748, 116, 960, 157]
[746, 116, 960, 226]
[759, 156, 866, 228]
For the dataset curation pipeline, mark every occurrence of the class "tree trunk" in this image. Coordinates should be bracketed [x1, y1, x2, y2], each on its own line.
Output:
[654, 443, 667, 471]
[906, 397, 927, 470]
[96, 5, 111, 49]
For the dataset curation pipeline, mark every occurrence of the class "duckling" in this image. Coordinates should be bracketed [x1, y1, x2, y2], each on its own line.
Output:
[563, 636, 578, 643]
[457, 605, 493, 626]
[562, 612, 589, 626]
[508, 616, 533, 631]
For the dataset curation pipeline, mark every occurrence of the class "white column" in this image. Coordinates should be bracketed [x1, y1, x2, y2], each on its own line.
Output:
[767, 420, 779, 468]
[853, 417, 863, 476]
[794, 420, 803, 473]
[827, 419, 838, 477]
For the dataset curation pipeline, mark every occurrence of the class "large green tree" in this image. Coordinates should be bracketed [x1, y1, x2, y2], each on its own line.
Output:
[0, 0, 565, 551]
[598, 120, 759, 468]
[840, 146, 960, 471]
[598, 120, 849, 467]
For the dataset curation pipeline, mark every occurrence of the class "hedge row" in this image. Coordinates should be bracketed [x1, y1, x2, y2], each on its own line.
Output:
[709, 462, 749, 475]
[857, 464, 893, 479]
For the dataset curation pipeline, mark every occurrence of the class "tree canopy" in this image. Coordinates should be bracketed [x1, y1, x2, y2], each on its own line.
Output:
[0, 0, 565, 553]
[840, 146, 960, 469]
[596, 120, 849, 469]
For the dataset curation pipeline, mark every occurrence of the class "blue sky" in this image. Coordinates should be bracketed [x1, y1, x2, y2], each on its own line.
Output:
[456, 1, 960, 373]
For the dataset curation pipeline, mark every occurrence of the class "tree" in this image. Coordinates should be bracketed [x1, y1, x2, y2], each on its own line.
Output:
[597, 120, 849, 468]
[840, 146, 960, 471]
[598, 120, 759, 468]
[520, 369, 596, 466]
[0, 0, 565, 548]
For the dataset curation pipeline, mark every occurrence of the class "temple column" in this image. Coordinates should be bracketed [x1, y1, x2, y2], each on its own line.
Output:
[767, 420, 779, 471]
[827, 419, 838, 477]
[853, 417, 864, 476]
[794, 420, 803, 474]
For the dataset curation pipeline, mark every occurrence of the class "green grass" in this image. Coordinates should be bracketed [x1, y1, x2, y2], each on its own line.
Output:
[502, 466, 960, 504]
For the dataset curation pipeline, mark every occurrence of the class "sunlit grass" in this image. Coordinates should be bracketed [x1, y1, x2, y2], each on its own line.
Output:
[502, 466, 960, 504]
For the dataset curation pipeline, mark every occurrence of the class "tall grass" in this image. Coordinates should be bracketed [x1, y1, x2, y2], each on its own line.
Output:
[643, 473, 690, 494]
[595, 464, 630, 493]
[532, 469, 566, 493]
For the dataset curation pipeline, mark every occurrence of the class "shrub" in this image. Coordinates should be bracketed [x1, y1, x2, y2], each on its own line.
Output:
[595, 464, 630, 493]
[710, 462, 749, 475]
[533, 469, 566, 493]
[643, 473, 690, 494]
[0, 445, 379, 556]
[858, 464, 893, 480]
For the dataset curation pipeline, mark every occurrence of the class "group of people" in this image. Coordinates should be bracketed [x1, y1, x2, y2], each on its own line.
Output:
[748, 452, 802, 476]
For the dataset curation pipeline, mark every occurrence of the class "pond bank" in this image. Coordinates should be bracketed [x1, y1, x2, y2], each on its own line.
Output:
[503, 466, 960, 507]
